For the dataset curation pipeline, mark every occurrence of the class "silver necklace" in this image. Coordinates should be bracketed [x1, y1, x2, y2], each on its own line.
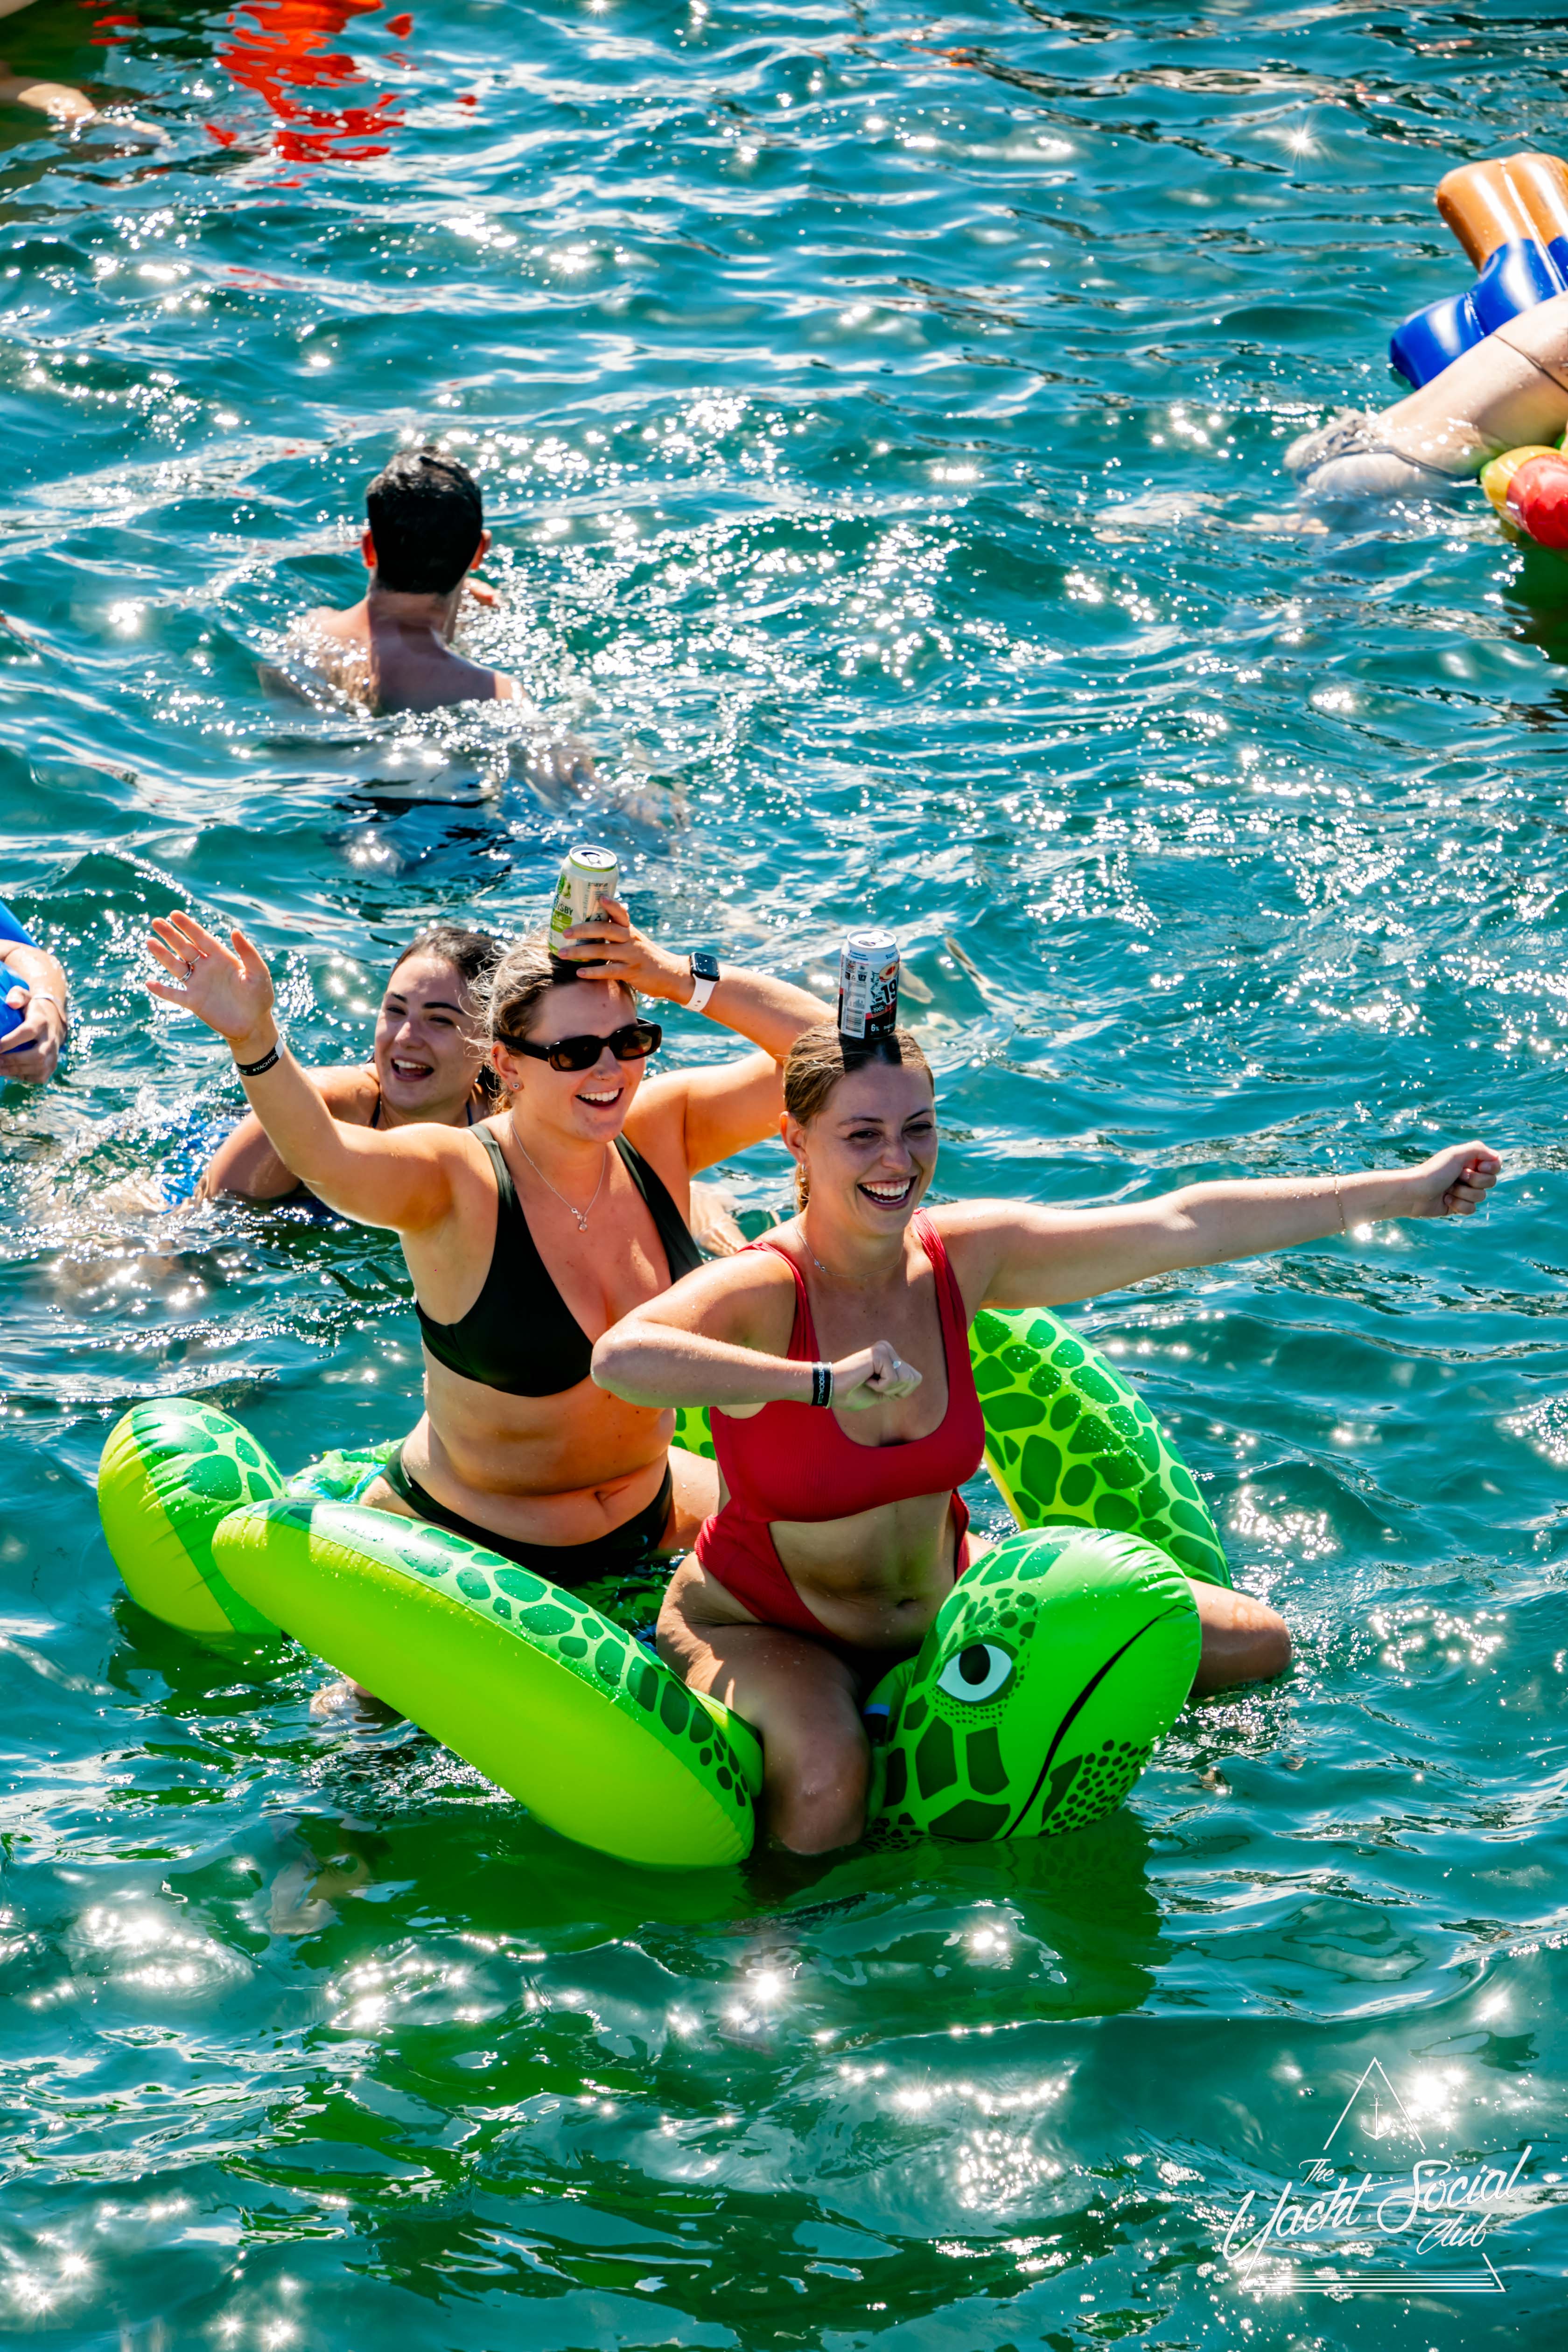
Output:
[795, 1214, 874, 1288]
[512, 1128, 609, 1232]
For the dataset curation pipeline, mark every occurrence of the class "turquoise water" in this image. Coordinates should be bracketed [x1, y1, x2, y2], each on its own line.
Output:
[5, 0, 1568, 2340]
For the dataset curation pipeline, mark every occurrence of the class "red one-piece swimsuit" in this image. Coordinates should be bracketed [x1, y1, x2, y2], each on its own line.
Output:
[693, 1211, 987, 1640]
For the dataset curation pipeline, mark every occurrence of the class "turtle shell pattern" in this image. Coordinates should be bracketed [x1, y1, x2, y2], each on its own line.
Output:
[98, 1398, 285, 1638]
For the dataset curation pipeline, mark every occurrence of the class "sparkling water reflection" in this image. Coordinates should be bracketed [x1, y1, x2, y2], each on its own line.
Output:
[3, 0, 1568, 2344]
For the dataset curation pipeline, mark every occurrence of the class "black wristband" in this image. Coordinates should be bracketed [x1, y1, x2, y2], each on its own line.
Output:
[810, 1361, 834, 1408]
[235, 1042, 281, 1078]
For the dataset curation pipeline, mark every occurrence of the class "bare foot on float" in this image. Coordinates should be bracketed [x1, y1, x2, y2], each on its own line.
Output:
[309, 1677, 401, 1725]
[1190, 1582, 1291, 1695]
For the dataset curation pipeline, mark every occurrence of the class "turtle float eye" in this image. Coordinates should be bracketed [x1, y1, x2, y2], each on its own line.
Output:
[936, 1643, 1013, 1703]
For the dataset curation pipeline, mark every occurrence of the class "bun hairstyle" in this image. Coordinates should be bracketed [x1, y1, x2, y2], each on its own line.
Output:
[485, 932, 634, 1056]
[389, 923, 505, 1099]
[783, 1022, 933, 1209]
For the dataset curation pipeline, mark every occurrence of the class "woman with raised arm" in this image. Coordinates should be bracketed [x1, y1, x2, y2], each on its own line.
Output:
[144, 899, 829, 1584]
[196, 922, 503, 1202]
[591, 1025, 1501, 1855]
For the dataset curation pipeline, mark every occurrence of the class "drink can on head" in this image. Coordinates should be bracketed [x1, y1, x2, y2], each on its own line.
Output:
[837, 931, 899, 1043]
[549, 847, 620, 962]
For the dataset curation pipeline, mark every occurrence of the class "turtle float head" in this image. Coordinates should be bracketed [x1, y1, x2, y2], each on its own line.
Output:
[867, 1526, 1202, 1844]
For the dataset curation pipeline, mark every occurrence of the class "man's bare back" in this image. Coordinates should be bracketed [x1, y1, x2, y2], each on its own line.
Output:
[297, 445, 523, 715]
[302, 585, 521, 715]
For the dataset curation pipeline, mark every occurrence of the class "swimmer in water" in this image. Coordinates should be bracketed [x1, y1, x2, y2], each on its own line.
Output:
[143, 894, 830, 1591]
[0, 0, 162, 137]
[196, 915, 745, 1248]
[1288, 293, 1568, 499]
[591, 1025, 1502, 1853]
[196, 923, 504, 1202]
[300, 447, 523, 715]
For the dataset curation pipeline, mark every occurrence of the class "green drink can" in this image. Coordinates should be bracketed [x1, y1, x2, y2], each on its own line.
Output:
[549, 846, 620, 957]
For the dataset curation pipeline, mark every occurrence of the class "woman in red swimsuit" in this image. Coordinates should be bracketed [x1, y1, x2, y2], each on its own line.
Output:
[592, 1026, 1500, 1854]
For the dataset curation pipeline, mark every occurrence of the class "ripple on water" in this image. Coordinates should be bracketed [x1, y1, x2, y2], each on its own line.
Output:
[3, 0, 1568, 2344]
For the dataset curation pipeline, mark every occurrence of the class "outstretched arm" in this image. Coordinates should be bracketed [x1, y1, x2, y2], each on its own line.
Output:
[941, 1144, 1501, 1311]
[146, 913, 459, 1232]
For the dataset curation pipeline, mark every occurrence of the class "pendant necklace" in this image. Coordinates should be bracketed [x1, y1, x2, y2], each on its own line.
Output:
[513, 1130, 609, 1232]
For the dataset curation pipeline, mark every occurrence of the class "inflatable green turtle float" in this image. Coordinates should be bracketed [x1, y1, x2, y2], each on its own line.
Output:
[97, 1307, 1229, 1868]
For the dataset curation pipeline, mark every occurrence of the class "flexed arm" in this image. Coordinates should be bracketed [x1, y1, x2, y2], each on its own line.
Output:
[563, 897, 831, 1171]
[591, 1256, 922, 1417]
[561, 897, 827, 1058]
[146, 913, 459, 1232]
[941, 1144, 1502, 1312]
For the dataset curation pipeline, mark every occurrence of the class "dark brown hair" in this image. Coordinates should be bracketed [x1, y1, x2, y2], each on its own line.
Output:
[388, 923, 505, 1098]
[784, 1023, 933, 1207]
[366, 448, 483, 595]
[390, 923, 503, 995]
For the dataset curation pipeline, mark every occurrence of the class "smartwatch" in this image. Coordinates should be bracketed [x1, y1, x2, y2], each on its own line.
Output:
[687, 951, 721, 1014]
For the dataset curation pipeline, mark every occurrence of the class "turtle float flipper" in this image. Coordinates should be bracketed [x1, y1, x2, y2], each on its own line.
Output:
[867, 1526, 1200, 1842]
[968, 1308, 1230, 1588]
[98, 1399, 286, 1641]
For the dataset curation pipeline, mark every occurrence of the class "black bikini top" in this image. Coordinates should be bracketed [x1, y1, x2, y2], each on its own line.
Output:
[415, 1128, 702, 1397]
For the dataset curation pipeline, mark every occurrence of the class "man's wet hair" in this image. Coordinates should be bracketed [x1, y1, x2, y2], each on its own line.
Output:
[365, 447, 485, 596]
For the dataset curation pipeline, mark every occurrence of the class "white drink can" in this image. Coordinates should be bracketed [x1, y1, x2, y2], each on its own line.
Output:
[549, 846, 620, 954]
[837, 930, 900, 1041]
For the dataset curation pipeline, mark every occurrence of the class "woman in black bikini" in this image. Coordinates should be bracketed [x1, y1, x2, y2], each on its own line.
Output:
[197, 923, 502, 1202]
[144, 896, 829, 1587]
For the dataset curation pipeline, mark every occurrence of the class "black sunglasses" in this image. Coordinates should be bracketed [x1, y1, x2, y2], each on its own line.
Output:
[504, 1020, 663, 1073]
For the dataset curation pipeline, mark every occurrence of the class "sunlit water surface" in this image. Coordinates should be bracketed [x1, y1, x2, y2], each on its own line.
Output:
[4, 1, 1568, 2345]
